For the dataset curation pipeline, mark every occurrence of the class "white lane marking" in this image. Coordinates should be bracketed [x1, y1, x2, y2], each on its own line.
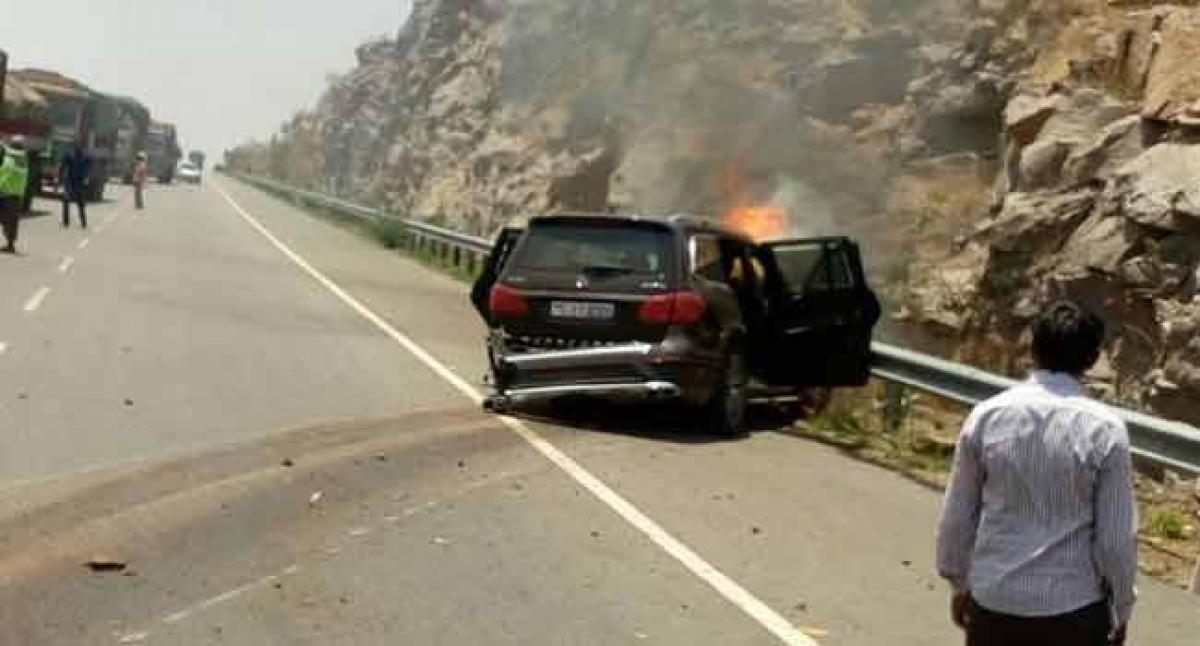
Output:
[0, 342, 7, 356]
[213, 181, 818, 646]
[77, 238, 90, 250]
[162, 574, 281, 624]
[58, 256, 75, 274]
[23, 287, 51, 313]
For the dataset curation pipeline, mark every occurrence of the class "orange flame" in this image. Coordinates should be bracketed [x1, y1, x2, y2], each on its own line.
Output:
[723, 205, 787, 241]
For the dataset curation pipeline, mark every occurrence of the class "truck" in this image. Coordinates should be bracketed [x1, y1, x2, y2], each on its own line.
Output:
[0, 48, 52, 212]
[146, 121, 181, 183]
[11, 68, 119, 202]
[111, 96, 150, 183]
[187, 150, 206, 172]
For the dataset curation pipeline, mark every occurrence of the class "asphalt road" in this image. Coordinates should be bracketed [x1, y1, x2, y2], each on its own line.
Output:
[0, 178, 1195, 645]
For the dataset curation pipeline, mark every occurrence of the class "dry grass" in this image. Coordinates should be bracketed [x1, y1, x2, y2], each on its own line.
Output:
[796, 382, 1200, 589]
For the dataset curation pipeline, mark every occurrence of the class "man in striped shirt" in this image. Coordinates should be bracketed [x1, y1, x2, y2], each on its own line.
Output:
[937, 301, 1137, 645]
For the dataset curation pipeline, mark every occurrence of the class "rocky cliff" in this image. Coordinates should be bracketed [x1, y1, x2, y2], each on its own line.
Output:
[228, 0, 1200, 423]
[901, 1, 1200, 423]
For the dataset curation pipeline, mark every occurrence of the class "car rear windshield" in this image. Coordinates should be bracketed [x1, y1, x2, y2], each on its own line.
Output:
[509, 222, 672, 277]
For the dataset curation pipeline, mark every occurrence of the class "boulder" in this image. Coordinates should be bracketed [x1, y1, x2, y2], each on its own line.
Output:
[1061, 115, 1150, 186]
[1037, 89, 1131, 145]
[1107, 144, 1200, 232]
[984, 190, 1096, 255]
[1061, 213, 1136, 274]
[1016, 139, 1071, 190]
[1142, 8, 1200, 126]
[1003, 93, 1058, 147]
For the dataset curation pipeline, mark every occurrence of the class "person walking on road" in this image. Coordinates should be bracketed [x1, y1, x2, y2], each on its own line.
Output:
[0, 139, 30, 254]
[937, 300, 1137, 646]
[59, 140, 91, 229]
[133, 151, 149, 210]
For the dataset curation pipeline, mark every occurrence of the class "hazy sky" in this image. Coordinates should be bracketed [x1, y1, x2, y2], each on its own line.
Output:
[3, 0, 411, 161]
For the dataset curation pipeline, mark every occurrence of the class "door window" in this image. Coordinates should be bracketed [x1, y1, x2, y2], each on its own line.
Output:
[689, 234, 726, 282]
[771, 242, 857, 295]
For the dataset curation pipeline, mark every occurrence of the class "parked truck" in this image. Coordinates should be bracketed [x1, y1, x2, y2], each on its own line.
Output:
[188, 150, 206, 172]
[112, 96, 150, 184]
[146, 121, 181, 183]
[0, 48, 52, 212]
[11, 68, 119, 202]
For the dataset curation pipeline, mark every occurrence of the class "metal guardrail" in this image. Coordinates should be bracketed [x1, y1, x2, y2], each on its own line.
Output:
[226, 170, 1200, 476]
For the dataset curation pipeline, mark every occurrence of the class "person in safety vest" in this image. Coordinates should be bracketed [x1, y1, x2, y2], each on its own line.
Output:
[0, 139, 30, 254]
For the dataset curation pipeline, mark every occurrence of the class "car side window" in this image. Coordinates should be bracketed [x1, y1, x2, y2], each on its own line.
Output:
[770, 241, 858, 296]
[689, 234, 726, 282]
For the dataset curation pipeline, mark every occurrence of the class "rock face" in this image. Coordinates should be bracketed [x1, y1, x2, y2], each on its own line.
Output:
[904, 1, 1200, 423]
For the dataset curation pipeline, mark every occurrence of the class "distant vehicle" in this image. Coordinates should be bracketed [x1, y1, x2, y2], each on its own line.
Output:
[111, 96, 150, 184]
[146, 121, 181, 183]
[176, 160, 201, 185]
[188, 150, 206, 171]
[11, 68, 119, 202]
[0, 49, 51, 211]
[472, 213, 881, 434]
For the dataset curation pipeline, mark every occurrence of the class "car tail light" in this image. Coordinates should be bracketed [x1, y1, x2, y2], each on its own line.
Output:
[489, 283, 529, 319]
[638, 291, 707, 325]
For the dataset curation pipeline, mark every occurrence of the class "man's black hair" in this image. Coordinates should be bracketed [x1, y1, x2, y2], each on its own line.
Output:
[1032, 300, 1106, 375]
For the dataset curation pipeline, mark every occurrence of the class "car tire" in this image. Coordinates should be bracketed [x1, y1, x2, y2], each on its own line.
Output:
[705, 350, 748, 437]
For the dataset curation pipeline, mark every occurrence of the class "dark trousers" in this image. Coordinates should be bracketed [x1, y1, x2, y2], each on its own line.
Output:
[135, 183, 145, 209]
[62, 190, 87, 227]
[968, 600, 1111, 646]
[0, 197, 18, 249]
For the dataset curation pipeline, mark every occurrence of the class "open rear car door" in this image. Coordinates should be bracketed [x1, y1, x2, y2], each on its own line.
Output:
[471, 226, 525, 325]
[753, 237, 880, 387]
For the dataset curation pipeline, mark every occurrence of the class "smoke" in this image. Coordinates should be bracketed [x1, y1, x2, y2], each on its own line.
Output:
[492, 0, 967, 241]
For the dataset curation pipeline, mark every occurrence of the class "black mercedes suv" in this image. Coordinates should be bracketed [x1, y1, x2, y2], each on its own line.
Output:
[471, 213, 881, 434]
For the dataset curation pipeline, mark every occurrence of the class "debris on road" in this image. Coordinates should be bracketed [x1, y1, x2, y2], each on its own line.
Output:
[117, 631, 148, 644]
[751, 526, 762, 535]
[280, 458, 294, 467]
[456, 459, 466, 469]
[85, 555, 127, 572]
[123, 398, 134, 407]
[431, 537, 450, 546]
[308, 491, 323, 506]
[374, 453, 387, 462]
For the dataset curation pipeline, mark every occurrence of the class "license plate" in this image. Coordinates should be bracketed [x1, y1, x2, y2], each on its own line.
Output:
[549, 301, 615, 320]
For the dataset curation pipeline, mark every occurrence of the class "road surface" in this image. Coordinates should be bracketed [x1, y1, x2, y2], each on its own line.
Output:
[0, 179, 1194, 645]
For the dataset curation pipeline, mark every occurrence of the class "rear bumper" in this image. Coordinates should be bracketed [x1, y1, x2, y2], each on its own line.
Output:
[494, 341, 708, 404]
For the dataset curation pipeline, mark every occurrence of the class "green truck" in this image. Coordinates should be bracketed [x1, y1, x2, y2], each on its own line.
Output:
[0, 48, 50, 212]
[11, 68, 119, 202]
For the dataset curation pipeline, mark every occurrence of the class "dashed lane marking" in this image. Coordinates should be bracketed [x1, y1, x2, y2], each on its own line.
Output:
[212, 180, 819, 646]
[58, 256, 75, 274]
[23, 287, 51, 313]
[0, 342, 8, 356]
[77, 238, 90, 250]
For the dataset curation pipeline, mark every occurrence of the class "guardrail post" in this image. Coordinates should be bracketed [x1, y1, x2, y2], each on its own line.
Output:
[882, 381, 907, 434]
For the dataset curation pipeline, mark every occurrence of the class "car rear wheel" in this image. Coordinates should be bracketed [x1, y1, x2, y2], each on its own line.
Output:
[705, 351, 748, 436]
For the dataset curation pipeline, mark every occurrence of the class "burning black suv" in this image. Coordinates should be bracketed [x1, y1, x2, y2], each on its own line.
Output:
[471, 213, 881, 434]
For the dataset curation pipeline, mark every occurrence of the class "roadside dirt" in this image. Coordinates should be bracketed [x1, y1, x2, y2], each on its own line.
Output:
[794, 382, 1200, 590]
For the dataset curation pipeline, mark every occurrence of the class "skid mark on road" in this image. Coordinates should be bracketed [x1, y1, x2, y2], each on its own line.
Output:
[117, 477, 513, 643]
[213, 180, 819, 646]
[22, 287, 51, 313]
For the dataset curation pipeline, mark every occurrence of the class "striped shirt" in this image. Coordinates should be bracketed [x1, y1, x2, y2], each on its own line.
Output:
[936, 371, 1138, 623]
